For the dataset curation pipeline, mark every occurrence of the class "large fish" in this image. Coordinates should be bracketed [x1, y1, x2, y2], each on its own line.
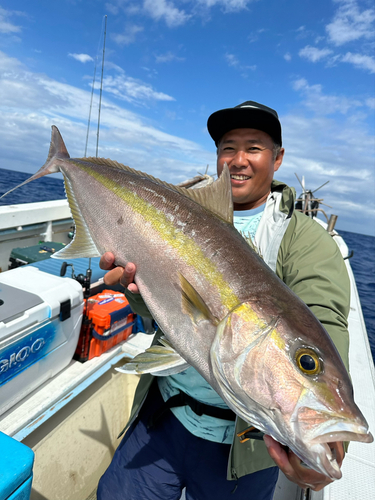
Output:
[2, 126, 372, 479]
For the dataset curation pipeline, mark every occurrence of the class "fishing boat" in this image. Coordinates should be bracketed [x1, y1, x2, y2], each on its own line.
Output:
[0, 177, 374, 500]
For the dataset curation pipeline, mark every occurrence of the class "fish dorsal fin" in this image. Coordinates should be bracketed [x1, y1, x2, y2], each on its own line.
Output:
[240, 231, 263, 259]
[52, 177, 101, 259]
[177, 164, 233, 224]
[79, 156, 191, 193]
[82, 156, 141, 173]
[77, 158, 233, 224]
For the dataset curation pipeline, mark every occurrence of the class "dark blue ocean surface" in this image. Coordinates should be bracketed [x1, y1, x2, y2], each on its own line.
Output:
[0, 168, 65, 205]
[340, 230, 375, 363]
[1, 168, 374, 364]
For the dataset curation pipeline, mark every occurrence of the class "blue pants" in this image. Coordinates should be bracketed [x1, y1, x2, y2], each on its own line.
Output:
[97, 382, 279, 500]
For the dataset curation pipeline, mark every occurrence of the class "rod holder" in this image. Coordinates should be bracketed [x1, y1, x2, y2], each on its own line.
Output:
[327, 214, 338, 233]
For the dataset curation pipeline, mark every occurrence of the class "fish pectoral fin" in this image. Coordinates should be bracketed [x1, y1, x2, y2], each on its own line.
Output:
[51, 177, 101, 259]
[179, 273, 219, 326]
[116, 343, 189, 376]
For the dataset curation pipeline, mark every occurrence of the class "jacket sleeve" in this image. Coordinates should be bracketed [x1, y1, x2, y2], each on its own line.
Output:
[276, 211, 350, 371]
[123, 289, 154, 319]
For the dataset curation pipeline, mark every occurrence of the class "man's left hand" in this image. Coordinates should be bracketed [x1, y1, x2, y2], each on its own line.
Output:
[263, 435, 345, 491]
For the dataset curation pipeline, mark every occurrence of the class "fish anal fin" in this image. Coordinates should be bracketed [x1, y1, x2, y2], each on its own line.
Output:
[179, 273, 219, 326]
[52, 177, 101, 259]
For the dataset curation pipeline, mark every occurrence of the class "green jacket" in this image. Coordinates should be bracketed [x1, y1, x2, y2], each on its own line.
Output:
[122, 180, 350, 480]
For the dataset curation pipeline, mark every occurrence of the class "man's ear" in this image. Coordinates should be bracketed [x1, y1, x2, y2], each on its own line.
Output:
[274, 148, 285, 173]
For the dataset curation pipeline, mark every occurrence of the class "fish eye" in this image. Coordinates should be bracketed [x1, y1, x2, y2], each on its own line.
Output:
[295, 348, 321, 375]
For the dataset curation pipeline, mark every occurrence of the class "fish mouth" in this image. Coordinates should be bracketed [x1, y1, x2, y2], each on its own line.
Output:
[311, 429, 374, 445]
[308, 415, 374, 445]
[292, 405, 373, 478]
[307, 423, 373, 479]
[314, 442, 343, 480]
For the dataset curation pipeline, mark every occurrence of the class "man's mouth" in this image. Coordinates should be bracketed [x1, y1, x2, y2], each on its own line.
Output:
[230, 174, 251, 181]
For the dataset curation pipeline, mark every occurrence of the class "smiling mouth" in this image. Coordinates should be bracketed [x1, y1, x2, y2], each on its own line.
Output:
[231, 174, 251, 181]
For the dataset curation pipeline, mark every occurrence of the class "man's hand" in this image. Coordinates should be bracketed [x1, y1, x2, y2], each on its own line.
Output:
[263, 435, 344, 491]
[99, 252, 139, 293]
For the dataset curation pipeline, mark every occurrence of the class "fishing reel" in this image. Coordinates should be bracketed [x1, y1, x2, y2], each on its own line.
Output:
[60, 261, 92, 299]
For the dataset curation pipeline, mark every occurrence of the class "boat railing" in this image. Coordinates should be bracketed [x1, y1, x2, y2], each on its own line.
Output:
[0, 199, 72, 272]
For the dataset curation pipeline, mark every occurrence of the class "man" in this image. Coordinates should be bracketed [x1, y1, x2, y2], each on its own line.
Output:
[97, 101, 349, 499]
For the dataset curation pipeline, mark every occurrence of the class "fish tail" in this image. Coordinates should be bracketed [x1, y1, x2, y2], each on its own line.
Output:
[0, 125, 69, 199]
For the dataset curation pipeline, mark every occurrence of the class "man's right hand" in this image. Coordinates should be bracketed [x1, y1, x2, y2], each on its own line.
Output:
[99, 252, 139, 293]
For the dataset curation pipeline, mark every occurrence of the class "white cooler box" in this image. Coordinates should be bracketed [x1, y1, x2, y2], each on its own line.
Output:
[0, 266, 84, 416]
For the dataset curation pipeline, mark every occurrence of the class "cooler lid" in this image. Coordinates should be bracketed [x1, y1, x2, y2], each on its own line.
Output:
[0, 431, 34, 500]
[0, 283, 43, 324]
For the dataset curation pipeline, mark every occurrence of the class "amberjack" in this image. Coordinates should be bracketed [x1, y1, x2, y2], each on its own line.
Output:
[2, 126, 372, 479]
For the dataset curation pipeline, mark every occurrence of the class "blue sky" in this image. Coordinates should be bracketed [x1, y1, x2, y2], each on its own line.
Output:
[0, 0, 374, 235]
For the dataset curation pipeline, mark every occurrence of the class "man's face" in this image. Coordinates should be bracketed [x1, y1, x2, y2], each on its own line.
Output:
[217, 128, 284, 210]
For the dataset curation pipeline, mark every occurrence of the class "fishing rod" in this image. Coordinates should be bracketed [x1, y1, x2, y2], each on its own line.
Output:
[84, 15, 107, 157]
[96, 15, 107, 158]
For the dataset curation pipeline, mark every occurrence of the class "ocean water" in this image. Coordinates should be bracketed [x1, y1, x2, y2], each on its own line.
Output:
[1, 167, 374, 364]
[340, 229, 375, 363]
[0, 167, 66, 205]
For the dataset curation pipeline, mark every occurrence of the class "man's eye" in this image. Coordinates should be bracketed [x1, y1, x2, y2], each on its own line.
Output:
[249, 147, 261, 151]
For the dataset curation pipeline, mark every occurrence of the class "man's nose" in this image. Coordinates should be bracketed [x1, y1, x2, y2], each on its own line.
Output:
[231, 150, 248, 167]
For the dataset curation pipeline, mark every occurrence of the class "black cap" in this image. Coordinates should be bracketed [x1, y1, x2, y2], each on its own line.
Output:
[207, 101, 282, 146]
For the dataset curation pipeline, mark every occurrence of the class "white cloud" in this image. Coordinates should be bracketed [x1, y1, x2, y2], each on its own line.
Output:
[280, 109, 375, 235]
[0, 7, 22, 34]
[108, 0, 255, 28]
[100, 74, 175, 103]
[105, 3, 120, 15]
[68, 53, 94, 64]
[154, 51, 185, 63]
[0, 50, 212, 184]
[297, 3, 375, 74]
[0, 50, 374, 235]
[0, 50, 23, 71]
[224, 53, 256, 73]
[326, 0, 375, 46]
[112, 24, 144, 46]
[299, 45, 333, 62]
[225, 53, 240, 67]
[196, 0, 252, 13]
[143, 0, 191, 27]
[294, 25, 314, 40]
[366, 97, 375, 109]
[292, 77, 361, 115]
[105, 61, 126, 73]
[341, 51, 375, 73]
[284, 52, 292, 62]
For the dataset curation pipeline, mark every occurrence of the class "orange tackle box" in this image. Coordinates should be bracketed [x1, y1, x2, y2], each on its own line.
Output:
[74, 290, 135, 362]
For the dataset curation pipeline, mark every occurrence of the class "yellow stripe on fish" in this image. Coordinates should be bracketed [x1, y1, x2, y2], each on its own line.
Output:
[78, 162, 241, 312]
